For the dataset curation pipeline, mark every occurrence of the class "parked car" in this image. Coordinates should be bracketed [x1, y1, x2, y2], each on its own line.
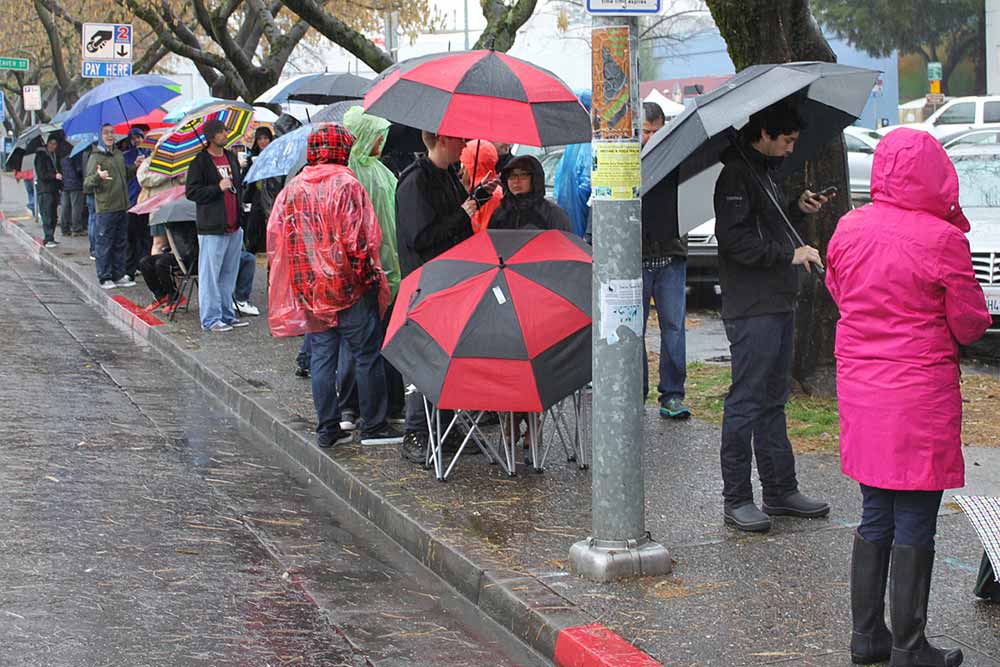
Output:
[941, 128, 1000, 150]
[511, 144, 566, 198]
[843, 126, 881, 203]
[881, 96, 1000, 140]
[948, 145, 1000, 331]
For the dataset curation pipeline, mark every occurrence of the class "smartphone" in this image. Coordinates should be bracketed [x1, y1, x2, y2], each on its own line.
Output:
[817, 185, 838, 198]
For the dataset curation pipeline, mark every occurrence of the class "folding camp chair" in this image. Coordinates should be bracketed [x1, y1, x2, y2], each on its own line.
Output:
[164, 220, 199, 321]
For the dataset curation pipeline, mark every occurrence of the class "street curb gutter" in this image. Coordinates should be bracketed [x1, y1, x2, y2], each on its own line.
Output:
[1, 214, 664, 667]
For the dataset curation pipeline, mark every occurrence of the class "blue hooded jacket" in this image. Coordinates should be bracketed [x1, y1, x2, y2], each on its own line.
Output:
[554, 90, 592, 238]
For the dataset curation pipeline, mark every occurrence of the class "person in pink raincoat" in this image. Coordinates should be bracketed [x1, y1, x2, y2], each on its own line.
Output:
[826, 127, 991, 667]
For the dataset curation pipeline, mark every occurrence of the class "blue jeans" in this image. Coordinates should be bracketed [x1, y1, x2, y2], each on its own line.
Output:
[94, 210, 128, 282]
[309, 291, 388, 439]
[642, 258, 687, 403]
[297, 335, 312, 371]
[86, 194, 97, 254]
[720, 313, 799, 507]
[235, 250, 255, 303]
[858, 485, 943, 549]
[197, 228, 243, 329]
[24, 180, 35, 215]
[61, 189, 85, 234]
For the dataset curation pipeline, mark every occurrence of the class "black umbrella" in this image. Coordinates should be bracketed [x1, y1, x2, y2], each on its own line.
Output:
[285, 73, 369, 105]
[5, 123, 63, 171]
[641, 61, 879, 240]
[149, 197, 196, 225]
[311, 100, 356, 124]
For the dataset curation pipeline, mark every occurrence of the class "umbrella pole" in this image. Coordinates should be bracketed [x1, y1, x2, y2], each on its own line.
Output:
[725, 129, 825, 277]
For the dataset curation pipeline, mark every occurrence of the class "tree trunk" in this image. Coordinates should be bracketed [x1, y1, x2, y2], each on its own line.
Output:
[706, 0, 849, 393]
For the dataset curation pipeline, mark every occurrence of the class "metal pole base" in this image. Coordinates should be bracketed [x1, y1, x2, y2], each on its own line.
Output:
[568, 533, 671, 582]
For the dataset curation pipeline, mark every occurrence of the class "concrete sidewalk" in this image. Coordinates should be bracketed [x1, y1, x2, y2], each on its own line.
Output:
[2, 176, 998, 666]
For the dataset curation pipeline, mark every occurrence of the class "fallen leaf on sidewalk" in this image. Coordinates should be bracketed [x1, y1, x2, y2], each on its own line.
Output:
[44, 475, 59, 483]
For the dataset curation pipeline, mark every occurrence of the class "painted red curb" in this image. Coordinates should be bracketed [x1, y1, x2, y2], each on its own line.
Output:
[111, 295, 164, 327]
[554, 624, 662, 667]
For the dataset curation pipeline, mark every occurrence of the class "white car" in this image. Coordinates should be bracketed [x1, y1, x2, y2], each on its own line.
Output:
[881, 96, 1000, 140]
[950, 146, 1000, 331]
[843, 126, 882, 202]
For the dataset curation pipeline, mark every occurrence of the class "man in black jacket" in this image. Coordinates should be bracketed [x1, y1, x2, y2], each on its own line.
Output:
[35, 136, 63, 248]
[185, 119, 248, 333]
[60, 149, 86, 238]
[714, 101, 828, 532]
[395, 130, 477, 462]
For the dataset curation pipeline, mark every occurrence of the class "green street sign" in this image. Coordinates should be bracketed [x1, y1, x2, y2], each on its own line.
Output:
[928, 61, 943, 82]
[0, 57, 29, 71]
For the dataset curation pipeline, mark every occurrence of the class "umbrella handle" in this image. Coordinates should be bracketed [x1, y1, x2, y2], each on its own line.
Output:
[726, 130, 825, 278]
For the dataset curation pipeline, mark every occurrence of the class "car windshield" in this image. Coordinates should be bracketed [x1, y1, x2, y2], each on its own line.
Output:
[954, 153, 1000, 207]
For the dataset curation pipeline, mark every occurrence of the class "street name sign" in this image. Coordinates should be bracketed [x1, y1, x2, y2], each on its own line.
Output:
[586, 0, 661, 14]
[22, 85, 41, 111]
[82, 23, 133, 78]
[0, 57, 29, 72]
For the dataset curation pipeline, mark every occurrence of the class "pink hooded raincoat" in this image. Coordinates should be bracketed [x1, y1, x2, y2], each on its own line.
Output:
[826, 128, 991, 491]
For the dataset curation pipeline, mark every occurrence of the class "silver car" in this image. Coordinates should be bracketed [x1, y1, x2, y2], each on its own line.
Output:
[843, 126, 881, 203]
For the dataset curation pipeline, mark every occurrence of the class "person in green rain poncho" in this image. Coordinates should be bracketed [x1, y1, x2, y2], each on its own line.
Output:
[343, 106, 401, 299]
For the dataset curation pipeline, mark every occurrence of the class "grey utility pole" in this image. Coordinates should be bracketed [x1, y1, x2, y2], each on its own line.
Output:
[568, 12, 671, 581]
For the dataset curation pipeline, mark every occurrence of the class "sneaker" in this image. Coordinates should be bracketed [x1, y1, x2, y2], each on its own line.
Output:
[89, 255, 97, 261]
[114, 277, 136, 287]
[162, 295, 187, 316]
[99, 280, 116, 290]
[44, 240, 58, 248]
[340, 412, 358, 431]
[206, 321, 234, 333]
[318, 428, 354, 449]
[400, 431, 428, 463]
[660, 398, 692, 420]
[361, 424, 405, 445]
[225, 319, 250, 328]
[294, 366, 310, 378]
[144, 295, 171, 312]
[235, 300, 260, 316]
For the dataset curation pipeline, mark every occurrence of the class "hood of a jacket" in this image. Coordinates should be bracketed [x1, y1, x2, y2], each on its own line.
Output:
[343, 105, 390, 170]
[460, 139, 498, 185]
[500, 154, 545, 203]
[870, 127, 969, 232]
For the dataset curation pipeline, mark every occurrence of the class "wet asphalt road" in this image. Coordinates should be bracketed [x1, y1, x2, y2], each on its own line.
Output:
[0, 240, 549, 665]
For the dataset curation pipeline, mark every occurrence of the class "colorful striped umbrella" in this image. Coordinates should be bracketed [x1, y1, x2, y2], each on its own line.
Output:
[147, 100, 254, 176]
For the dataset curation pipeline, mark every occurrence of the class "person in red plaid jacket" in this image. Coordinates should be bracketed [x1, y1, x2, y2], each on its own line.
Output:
[267, 123, 403, 449]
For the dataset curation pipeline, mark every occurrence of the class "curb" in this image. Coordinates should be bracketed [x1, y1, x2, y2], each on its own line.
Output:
[0, 212, 663, 667]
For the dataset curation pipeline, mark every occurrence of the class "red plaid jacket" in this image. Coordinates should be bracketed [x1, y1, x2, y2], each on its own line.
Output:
[266, 163, 389, 337]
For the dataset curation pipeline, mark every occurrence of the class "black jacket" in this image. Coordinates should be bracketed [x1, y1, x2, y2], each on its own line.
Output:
[489, 155, 571, 233]
[713, 145, 803, 320]
[641, 175, 687, 260]
[35, 149, 62, 195]
[395, 156, 472, 278]
[185, 148, 245, 235]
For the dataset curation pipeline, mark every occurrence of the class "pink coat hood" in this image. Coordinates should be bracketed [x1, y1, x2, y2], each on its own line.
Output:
[826, 127, 991, 491]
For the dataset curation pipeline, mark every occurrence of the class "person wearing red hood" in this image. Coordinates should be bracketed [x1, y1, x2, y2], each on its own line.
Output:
[459, 139, 502, 233]
[827, 128, 990, 667]
[267, 123, 403, 449]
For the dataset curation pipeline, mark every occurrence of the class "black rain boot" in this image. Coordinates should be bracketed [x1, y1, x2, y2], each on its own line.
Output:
[850, 533, 893, 664]
[889, 544, 963, 667]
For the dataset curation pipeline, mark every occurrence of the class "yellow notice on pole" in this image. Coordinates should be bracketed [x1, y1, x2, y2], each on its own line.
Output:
[591, 141, 641, 201]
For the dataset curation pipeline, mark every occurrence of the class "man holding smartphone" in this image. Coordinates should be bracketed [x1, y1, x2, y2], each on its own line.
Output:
[713, 101, 830, 532]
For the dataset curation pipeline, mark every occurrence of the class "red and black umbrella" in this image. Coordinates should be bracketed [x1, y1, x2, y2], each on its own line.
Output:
[363, 50, 591, 147]
[382, 230, 592, 413]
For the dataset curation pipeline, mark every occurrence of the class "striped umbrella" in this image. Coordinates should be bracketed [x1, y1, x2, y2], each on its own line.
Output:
[147, 100, 253, 176]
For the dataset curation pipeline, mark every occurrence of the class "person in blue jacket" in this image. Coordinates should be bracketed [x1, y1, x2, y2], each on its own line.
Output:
[554, 90, 592, 239]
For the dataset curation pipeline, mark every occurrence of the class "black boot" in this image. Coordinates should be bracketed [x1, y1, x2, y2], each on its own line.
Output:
[889, 544, 963, 667]
[850, 533, 892, 664]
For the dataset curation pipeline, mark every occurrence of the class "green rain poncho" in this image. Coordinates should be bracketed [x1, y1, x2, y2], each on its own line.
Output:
[343, 106, 401, 299]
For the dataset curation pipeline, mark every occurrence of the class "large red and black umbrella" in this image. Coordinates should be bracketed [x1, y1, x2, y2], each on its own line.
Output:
[363, 50, 591, 147]
[382, 230, 592, 413]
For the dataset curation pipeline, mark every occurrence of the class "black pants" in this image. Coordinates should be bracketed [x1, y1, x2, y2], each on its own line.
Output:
[138, 253, 178, 301]
[37, 191, 59, 243]
[126, 212, 151, 277]
[720, 312, 799, 507]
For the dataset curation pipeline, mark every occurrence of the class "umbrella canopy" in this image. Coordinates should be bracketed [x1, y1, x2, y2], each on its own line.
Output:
[382, 229, 593, 412]
[640, 61, 879, 235]
[114, 108, 170, 134]
[148, 100, 254, 176]
[150, 195, 196, 225]
[162, 96, 229, 124]
[311, 100, 356, 124]
[363, 50, 590, 147]
[139, 127, 170, 152]
[131, 184, 186, 217]
[243, 123, 312, 184]
[5, 123, 63, 170]
[68, 133, 100, 158]
[284, 72, 369, 105]
[62, 75, 180, 136]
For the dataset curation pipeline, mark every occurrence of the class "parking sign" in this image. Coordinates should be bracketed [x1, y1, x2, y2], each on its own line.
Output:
[82, 23, 132, 78]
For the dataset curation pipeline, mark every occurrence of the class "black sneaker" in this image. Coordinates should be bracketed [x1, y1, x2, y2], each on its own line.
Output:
[295, 366, 310, 378]
[400, 431, 428, 463]
[318, 428, 353, 449]
[361, 424, 405, 445]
